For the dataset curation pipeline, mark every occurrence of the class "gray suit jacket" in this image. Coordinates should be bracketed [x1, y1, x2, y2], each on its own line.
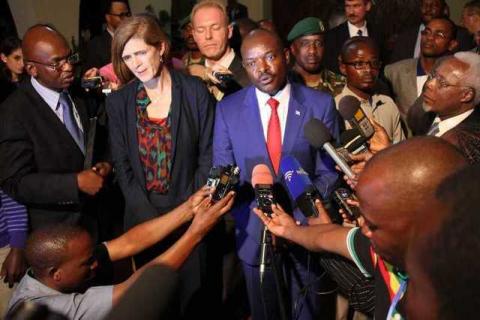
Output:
[384, 58, 419, 116]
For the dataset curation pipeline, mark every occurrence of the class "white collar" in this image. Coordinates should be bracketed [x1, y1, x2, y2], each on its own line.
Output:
[205, 48, 236, 69]
[347, 21, 368, 37]
[434, 109, 475, 137]
[255, 83, 291, 108]
[31, 77, 61, 110]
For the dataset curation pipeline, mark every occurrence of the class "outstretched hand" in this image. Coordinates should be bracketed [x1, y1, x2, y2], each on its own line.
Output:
[189, 191, 235, 238]
[253, 204, 298, 240]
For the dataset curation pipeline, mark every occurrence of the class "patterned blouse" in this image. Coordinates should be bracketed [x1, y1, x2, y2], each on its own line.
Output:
[136, 82, 172, 193]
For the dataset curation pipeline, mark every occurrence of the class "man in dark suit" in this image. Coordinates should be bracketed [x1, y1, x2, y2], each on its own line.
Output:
[0, 25, 109, 232]
[84, 0, 130, 70]
[214, 29, 339, 320]
[324, 0, 382, 74]
[189, 0, 250, 101]
[389, 0, 474, 64]
[409, 51, 480, 163]
[384, 17, 458, 118]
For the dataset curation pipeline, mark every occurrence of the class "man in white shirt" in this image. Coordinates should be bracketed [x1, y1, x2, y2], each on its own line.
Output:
[324, 0, 383, 74]
[188, 0, 249, 101]
[422, 52, 480, 164]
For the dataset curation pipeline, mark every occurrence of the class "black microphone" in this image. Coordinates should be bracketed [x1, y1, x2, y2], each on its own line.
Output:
[304, 119, 356, 179]
[338, 95, 375, 140]
[252, 164, 275, 285]
[340, 128, 369, 154]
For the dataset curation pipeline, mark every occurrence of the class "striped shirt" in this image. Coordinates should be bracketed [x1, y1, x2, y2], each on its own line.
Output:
[0, 190, 28, 248]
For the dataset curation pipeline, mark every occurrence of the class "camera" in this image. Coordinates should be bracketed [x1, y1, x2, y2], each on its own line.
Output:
[212, 71, 233, 83]
[207, 165, 240, 203]
[81, 76, 103, 89]
[333, 188, 360, 221]
[255, 184, 275, 217]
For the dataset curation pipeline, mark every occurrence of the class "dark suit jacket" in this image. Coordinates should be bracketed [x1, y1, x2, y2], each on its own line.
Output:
[215, 54, 250, 98]
[389, 24, 474, 64]
[106, 70, 215, 229]
[84, 30, 112, 70]
[324, 21, 383, 74]
[0, 79, 90, 230]
[214, 83, 340, 265]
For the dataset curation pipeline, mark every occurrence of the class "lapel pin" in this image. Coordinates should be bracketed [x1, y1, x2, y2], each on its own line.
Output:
[295, 110, 301, 116]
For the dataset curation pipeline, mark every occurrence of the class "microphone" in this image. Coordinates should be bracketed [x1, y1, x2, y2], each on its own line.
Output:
[280, 156, 320, 218]
[340, 128, 369, 154]
[252, 164, 274, 285]
[338, 95, 375, 140]
[304, 119, 356, 179]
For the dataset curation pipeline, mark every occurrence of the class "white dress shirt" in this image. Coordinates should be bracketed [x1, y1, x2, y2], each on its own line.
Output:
[430, 109, 474, 137]
[256, 83, 291, 143]
[348, 21, 368, 38]
[205, 47, 236, 69]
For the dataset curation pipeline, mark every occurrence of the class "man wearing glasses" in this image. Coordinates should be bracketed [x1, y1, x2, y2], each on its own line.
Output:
[421, 51, 480, 163]
[385, 18, 458, 120]
[0, 24, 110, 234]
[336, 36, 405, 143]
[84, 0, 131, 70]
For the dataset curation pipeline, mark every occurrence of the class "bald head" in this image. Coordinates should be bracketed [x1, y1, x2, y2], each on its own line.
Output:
[357, 137, 466, 268]
[25, 224, 89, 279]
[22, 25, 67, 61]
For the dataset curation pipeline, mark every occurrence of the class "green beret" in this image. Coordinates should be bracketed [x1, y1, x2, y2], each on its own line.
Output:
[287, 17, 326, 42]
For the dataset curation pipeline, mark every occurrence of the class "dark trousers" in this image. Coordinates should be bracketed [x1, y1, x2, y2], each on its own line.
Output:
[242, 247, 336, 320]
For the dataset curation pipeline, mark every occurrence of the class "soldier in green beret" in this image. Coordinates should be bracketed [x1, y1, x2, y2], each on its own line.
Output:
[287, 17, 346, 97]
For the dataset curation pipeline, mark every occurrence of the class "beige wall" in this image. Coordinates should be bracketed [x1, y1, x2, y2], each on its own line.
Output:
[9, 0, 80, 41]
[447, 0, 467, 25]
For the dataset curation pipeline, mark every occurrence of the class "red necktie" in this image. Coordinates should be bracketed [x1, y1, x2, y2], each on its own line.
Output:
[266, 97, 281, 174]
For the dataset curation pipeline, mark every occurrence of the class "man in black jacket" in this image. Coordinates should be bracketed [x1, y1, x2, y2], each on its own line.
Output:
[0, 25, 109, 232]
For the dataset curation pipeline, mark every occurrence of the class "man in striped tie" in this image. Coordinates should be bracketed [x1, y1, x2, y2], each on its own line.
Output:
[213, 29, 340, 320]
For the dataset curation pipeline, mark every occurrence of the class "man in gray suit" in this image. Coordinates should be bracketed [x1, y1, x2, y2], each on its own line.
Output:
[384, 18, 458, 118]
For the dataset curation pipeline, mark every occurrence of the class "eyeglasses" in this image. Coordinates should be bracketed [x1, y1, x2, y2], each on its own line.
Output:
[343, 60, 382, 70]
[108, 11, 131, 18]
[427, 70, 472, 90]
[421, 29, 448, 40]
[26, 53, 80, 72]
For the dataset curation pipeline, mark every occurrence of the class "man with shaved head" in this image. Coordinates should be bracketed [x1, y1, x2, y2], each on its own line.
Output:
[255, 137, 467, 319]
[0, 25, 109, 233]
[214, 28, 340, 319]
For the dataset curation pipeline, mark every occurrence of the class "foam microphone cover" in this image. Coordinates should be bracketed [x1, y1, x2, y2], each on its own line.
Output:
[304, 118, 332, 149]
[105, 265, 179, 320]
[252, 164, 274, 186]
[338, 95, 361, 121]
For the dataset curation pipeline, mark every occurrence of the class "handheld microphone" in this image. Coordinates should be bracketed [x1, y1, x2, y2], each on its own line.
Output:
[252, 164, 274, 285]
[338, 95, 375, 140]
[304, 119, 356, 179]
[280, 156, 320, 218]
[340, 128, 369, 154]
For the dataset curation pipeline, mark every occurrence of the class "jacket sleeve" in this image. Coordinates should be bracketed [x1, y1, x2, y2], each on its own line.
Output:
[193, 81, 215, 190]
[106, 92, 158, 225]
[0, 102, 80, 205]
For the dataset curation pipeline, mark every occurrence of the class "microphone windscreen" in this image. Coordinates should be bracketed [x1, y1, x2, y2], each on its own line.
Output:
[304, 118, 332, 148]
[280, 156, 313, 200]
[338, 95, 361, 120]
[252, 164, 274, 186]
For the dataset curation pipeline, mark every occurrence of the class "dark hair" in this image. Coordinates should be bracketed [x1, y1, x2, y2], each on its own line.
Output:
[429, 17, 458, 40]
[418, 165, 480, 319]
[25, 224, 90, 278]
[464, 0, 480, 11]
[339, 36, 379, 62]
[0, 36, 22, 82]
[112, 14, 170, 84]
[104, 0, 130, 16]
[0, 36, 21, 57]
